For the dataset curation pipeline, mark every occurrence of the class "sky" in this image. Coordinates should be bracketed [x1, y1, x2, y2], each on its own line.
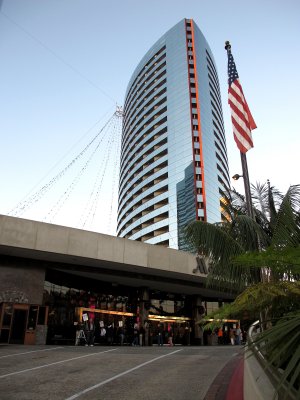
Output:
[0, 0, 299, 235]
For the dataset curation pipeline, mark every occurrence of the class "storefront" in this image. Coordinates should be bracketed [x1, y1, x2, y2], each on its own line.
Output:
[0, 302, 48, 345]
[42, 272, 195, 346]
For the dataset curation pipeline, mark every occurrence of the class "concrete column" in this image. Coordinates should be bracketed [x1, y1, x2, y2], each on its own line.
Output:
[192, 296, 205, 345]
[138, 287, 150, 346]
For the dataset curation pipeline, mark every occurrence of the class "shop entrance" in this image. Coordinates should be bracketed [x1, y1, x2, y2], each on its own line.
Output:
[10, 308, 27, 344]
[0, 303, 48, 345]
[148, 315, 192, 346]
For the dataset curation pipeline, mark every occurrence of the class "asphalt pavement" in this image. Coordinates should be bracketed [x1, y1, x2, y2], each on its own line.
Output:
[0, 344, 242, 400]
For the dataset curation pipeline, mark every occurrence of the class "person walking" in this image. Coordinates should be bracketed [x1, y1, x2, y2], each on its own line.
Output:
[132, 322, 139, 346]
[107, 323, 114, 345]
[235, 324, 242, 345]
[157, 323, 164, 346]
[229, 328, 235, 345]
[217, 327, 223, 345]
[167, 328, 174, 346]
[85, 318, 95, 346]
[118, 325, 125, 346]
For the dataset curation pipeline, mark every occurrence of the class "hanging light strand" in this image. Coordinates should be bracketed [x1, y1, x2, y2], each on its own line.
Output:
[89, 117, 121, 229]
[79, 124, 116, 228]
[45, 115, 116, 223]
[9, 112, 116, 217]
[106, 116, 122, 234]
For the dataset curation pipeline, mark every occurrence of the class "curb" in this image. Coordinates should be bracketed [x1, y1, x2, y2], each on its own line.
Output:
[204, 351, 244, 400]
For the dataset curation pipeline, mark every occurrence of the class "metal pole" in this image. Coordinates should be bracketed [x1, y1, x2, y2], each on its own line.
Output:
[240, 152, 254, 219]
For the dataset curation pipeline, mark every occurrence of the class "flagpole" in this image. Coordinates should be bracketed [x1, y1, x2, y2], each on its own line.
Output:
[240, 152, 254, 219]
[225, 41, 254, 220]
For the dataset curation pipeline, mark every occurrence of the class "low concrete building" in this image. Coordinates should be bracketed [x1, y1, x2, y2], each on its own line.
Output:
[0, 215, 233, 345]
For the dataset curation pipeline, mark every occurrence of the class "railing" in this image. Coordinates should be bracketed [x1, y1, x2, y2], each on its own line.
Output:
[244, 320, 298, 400]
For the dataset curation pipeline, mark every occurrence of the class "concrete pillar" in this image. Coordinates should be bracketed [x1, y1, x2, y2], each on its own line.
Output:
[192, 296, 205, 345]
[138, 287, 150, 346]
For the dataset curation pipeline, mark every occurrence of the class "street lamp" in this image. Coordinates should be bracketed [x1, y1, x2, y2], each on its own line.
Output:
[232, 174, 243, 181]
[232, 171, 254, 219]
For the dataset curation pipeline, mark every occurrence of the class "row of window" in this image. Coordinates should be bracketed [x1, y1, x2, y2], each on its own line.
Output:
[123, 62, 167, 140]
[118, 44, 171, 243]
[120, 100, 167, 172]
[185, 20, 205, 222]
[118, 162, 168, 227]
[121, 79, 167, 167]
[124, 45, 166, 112]
[118, 184, 169, 238]
[123, 58, 167, 131]
[119, 116, 167, 200]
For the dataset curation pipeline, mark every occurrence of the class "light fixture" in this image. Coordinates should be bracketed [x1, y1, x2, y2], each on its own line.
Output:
[232, 173, 243, 181]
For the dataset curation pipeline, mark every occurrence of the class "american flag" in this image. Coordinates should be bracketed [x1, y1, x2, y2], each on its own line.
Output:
[227, 47, 257, 153]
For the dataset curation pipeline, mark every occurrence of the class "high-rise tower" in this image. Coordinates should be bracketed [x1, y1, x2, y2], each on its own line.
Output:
[117, 19, 230, 249]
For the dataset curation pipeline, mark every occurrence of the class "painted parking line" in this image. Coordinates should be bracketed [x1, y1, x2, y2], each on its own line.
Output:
[0, 348, 117, 379]
[0, 346, 63, 359]
[65, 349, 183, 400]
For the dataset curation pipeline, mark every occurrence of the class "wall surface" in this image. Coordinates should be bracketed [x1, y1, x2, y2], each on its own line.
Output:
[244, 348, 278, 400]
[0, 260, 45, 304]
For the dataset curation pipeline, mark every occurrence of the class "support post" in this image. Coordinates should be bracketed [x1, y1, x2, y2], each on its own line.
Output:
[240, 152, 254, 219]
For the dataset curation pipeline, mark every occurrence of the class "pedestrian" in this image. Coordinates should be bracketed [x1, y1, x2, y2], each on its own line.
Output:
[100, 325, 107, 344]
[132, 322, 139, 346]
[229, 328, 235, 345]
[139, 324, 145, 346]
[85, 317, 95, 346]
[144, 320, 150, 346]
[118, 326, 125, 346]
[235, 324, 242, 345]
[167, 328, 174, 346]
[157, 323, 164, 346]
[107, 323, 114, 345]
[217, 327, 223, 345]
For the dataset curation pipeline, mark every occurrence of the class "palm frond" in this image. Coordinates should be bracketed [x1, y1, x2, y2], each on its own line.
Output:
[249, 311, 300, 397]
[272, 185, 300, 248]
[232, 247, 300, 275]
[185, 220, 244, 263]
[230, 214, 271, 251]
[185, 220, 258, 291]
[251, 181, 270, 216]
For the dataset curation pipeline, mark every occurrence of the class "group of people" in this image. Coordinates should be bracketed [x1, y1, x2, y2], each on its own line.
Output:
[75, 318, 177, 347]
[216, 324, 245, 345]
[131, 322, 174, 347]
[75, 318, 121, 346]
[229, 325, 244, 345]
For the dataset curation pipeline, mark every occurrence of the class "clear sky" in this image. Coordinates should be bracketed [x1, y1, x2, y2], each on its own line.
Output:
[1, 0, 299, 235]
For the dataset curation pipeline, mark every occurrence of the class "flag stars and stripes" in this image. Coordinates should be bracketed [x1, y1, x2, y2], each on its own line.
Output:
[227, 49, 256, 153]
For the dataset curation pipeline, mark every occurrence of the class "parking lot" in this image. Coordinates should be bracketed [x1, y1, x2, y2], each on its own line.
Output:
[0, 344, 241, 400]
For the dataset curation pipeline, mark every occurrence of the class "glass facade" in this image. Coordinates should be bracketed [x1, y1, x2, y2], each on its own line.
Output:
[118, 19, 230, 249]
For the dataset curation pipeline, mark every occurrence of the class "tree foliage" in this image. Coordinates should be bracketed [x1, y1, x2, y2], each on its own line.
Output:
[185, 182, 300, 396]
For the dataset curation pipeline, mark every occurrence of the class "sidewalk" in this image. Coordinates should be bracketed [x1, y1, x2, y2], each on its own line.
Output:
[204, 348, 244, 400]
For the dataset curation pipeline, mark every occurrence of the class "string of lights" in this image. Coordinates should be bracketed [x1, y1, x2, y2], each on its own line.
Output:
[106, 117, 122, 234]
[10, 113, 116, 218]
[88, 117, 122, 231]
[79, 121, 118, 229]
[44, 115, 117, 223]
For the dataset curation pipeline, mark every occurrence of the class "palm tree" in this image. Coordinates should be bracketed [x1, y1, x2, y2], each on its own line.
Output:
[185, 182, 300, 396]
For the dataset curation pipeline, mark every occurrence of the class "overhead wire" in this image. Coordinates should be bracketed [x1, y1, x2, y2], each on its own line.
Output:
[9, 106, 115, 210]
[106, 116, 122, 234]
[10, 112, 116, 217]
[44, 114, 117, 223]
[77, 116, 119, 229]
[0, 9, 116, 103]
